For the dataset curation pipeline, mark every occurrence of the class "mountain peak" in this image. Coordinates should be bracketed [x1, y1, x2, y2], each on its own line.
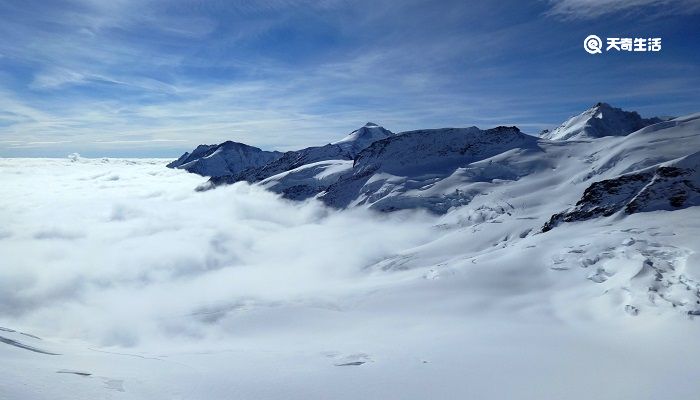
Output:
[541, 103, 661, 140]
[331, 123, 394, 154]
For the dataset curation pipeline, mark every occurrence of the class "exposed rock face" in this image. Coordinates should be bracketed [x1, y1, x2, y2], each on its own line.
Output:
[543, 152, 700, 231]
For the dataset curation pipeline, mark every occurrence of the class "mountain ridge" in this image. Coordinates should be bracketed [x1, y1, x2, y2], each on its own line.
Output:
[169, 104, 699, 229]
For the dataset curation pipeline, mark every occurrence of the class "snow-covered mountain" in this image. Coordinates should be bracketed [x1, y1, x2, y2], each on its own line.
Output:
[219, 143, 353, 186]
[332, 122, 394, 155]
[171, 104, 699, 221]
[253, 126, 533, 204]
[170, 123, 393, 188]
[540, 102, 663, 140]
[320, 126, 538, 211]
[167, 141, 283, 178]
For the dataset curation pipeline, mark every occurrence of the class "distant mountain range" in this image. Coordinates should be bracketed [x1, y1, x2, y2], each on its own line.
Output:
[169, 103, 700, 232]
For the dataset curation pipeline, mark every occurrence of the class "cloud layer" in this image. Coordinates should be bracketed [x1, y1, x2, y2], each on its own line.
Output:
[0, 158, 435, 347]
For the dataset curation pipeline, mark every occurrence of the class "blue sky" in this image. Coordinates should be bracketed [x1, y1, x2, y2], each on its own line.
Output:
[1, 0, 699, 157]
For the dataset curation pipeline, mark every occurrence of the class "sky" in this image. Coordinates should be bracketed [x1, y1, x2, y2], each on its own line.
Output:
[0, 0, 699, 157]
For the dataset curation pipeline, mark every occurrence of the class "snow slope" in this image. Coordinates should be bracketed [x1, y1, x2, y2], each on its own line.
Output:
[227, 143, 354, 185]
[544, 151, 700, 231]
[258, 159, 354, 200]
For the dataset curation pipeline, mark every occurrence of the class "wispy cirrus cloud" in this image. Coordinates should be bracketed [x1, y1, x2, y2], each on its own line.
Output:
[545, 0, 700, 19]
[1, 0, 699, 157]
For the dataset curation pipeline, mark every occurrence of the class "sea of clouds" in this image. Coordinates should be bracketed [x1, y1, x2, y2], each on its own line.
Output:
[5, 157, 700, 400]
[0, 157, 436, 347]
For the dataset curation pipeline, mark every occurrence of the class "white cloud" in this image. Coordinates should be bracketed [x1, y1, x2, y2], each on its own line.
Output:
[0, 158, 434, 347]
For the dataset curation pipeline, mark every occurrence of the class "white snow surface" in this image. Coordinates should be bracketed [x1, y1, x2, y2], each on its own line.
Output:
[2, 148, 700, 399]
